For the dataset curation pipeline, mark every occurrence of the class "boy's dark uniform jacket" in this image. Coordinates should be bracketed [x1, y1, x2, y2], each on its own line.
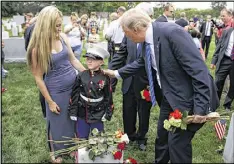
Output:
[68, 70, 114, 123]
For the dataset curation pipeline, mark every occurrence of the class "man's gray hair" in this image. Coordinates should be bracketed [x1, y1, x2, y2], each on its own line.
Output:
[135, 2, 154, 17]
[120, 8, 151, 31]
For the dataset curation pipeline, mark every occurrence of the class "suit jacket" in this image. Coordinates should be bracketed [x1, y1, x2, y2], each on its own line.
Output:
[175, 18, 188, 28]
[211, 27, 234, 72]
[118, 22, 219, 115]
[155, 15, 168, 22]
[24, 23, 35, 51]
[199, 21, 214, 39]
[109, 36, 149, 95]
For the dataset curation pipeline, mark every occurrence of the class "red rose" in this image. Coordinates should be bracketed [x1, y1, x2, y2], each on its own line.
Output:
[173, 109, 182, 119]
[1, 88, 7, 93]
[129, 157, 137, 164]
[124, 157, 138, 164]
[117, 142, 126, 151]
[113, 151, 122, 160]
[169, 109, 182, 119]
[143, 89, 151, 102]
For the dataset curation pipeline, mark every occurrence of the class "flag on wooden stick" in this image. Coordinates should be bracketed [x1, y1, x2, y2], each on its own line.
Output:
[214, 119, 227, 140]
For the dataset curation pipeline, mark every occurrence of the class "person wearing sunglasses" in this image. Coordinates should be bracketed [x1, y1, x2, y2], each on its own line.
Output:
[155, 3, 175, 22]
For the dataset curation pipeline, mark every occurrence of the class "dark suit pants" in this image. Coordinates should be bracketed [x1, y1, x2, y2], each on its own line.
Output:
[215, 56, 233, 100]
[201, 36, 211, 58]
[123, 82, 152, 142]
[137, 98, 152, 144]
[123, 83, 138, 139]
[223, 60, 234, 109]
[155, 97, 203, 163]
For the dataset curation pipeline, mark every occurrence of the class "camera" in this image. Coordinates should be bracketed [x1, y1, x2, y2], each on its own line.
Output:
[211, 19, 224, 29]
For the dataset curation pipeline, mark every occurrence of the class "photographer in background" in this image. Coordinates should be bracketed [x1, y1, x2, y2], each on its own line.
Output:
[64, 12, 86, 60]
[216, 8, 233, 39]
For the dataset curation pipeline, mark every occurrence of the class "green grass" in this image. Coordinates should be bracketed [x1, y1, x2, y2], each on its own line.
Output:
[2, 37, 233, 163]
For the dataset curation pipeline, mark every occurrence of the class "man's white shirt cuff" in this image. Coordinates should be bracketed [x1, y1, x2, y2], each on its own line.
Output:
[114, 70, 122, 79]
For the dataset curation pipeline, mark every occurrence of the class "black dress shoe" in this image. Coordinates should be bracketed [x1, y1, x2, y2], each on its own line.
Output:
[137, 138, 147, 151]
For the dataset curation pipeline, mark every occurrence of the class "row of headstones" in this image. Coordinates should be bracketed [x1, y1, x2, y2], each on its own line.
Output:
[2, 15, 110, 39]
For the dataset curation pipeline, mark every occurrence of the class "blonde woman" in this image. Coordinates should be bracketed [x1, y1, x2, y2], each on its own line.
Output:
[64, 12, 86, 60]
[27, 6, 86, 163]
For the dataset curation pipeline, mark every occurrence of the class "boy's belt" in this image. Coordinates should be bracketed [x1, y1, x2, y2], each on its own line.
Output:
[80, 93, 103, 102]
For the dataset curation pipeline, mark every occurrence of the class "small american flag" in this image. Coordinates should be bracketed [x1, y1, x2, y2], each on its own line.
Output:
[214, 119, 227, 140]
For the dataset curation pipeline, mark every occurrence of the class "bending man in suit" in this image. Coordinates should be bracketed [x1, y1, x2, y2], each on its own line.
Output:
[211, 26, 234, 112]
[109, 2, 162, 150]
[104, 8, 218, 163]
[109, 35, 162, 150]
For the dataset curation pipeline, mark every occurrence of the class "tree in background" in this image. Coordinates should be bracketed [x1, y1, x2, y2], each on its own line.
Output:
[211, 2, 227, 17]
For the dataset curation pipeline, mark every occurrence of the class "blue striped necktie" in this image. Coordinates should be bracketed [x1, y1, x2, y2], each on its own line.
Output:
[145, 42, 157, 106]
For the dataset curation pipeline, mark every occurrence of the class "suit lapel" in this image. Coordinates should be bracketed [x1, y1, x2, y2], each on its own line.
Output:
[152, 22, 161, 73]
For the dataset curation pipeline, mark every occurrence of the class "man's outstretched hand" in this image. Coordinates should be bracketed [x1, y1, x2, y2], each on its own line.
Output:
[103, 69, 116, 78]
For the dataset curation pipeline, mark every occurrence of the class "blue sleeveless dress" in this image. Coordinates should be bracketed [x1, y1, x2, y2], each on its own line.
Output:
[44, 39, 77, 152]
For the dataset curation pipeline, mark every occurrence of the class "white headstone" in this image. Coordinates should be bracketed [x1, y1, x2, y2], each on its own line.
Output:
[18, 25, 23, 33]
[63, 16, 70, 25]
[2, 31, 9, 39]
[2, 20, 8, 26]
[12, 26, 18, 36]
[77, 146, 123, 163]
[11, 22, 17, 28]
[13, 15, 25, 25]
[6, 23, 11, 30]
[223, 113, 234, 163]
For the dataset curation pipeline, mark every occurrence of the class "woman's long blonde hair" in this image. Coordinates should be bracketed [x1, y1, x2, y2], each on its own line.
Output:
[27, 6, 63, 74]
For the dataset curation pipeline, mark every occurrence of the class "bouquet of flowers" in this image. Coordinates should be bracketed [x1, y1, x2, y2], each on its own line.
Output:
[164, 109, 225, 133]
[163, 109, 188, 133]
[49, 128, 130, 161]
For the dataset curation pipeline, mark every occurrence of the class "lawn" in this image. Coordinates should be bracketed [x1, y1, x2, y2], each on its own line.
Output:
[2, 37, 233, 163]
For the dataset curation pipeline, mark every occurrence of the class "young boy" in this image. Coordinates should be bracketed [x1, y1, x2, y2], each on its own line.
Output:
[68, 44, 114, 139]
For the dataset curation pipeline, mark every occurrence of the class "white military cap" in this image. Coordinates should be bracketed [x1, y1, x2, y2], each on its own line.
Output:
[85, 43, 110, 60]
[135, 2, 154, 17]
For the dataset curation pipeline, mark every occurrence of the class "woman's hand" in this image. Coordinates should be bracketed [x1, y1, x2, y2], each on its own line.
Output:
[49, 101, 61, 114]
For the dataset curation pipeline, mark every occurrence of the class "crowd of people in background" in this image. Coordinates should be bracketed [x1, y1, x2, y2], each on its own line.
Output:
[1, 2, 234, 163]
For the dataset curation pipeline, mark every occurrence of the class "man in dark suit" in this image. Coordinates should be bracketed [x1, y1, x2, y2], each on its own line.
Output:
[175, 12, 188, 28]
[211, 26, 234, 112]
[155, 3, 174, 22]
[109, 35, 162, 150]
[104, 8, 219, 163]
[109, 2, 162, 150]
[199, 15, 214, 59]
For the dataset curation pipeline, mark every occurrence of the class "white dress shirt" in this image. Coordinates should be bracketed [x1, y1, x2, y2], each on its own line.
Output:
[225, 31, 234, 58]
[115, 23, 161, 88]
[145, 23, 161, 87]
[205, 21, 211, 36]
[105, 18, 124, 44]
